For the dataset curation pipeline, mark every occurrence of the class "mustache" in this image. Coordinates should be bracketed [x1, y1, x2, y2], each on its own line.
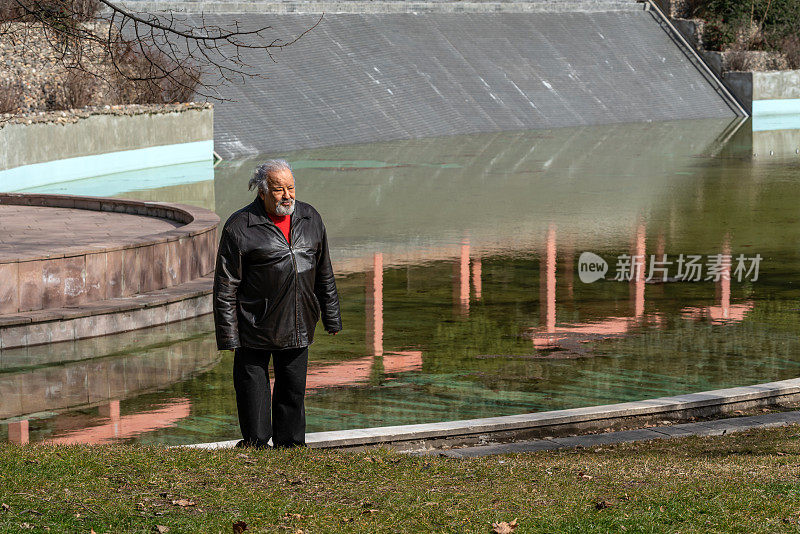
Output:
[274, 197, 296, 215]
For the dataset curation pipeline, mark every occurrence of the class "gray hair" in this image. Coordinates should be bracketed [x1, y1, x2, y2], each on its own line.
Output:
[248, 159, 292, 194]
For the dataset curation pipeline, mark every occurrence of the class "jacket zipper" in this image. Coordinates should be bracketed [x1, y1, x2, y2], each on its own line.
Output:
[288, 217, 299, 345]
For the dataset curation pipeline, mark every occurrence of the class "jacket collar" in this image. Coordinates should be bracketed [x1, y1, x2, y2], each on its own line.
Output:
[247, 197, 310, 227]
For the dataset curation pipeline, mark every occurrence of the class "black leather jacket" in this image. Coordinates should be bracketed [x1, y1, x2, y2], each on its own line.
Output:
[213, 198, 342, 350]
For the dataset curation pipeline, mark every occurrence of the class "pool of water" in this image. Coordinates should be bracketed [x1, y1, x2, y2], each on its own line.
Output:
[4, 117, 800, 445]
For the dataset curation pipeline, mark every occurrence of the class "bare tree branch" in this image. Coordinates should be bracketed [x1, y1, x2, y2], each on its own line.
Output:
[0, 0, 323, 109]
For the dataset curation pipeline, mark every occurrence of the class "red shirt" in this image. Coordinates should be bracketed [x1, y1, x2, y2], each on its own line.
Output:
[268, 213, 291, 245]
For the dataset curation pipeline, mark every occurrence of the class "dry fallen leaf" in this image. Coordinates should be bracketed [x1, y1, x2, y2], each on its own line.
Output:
[361, 509, 379, 515]
[155, 526, 169, 533]
[232, 521, 247, 533]
[171, 499, 196, 507]
[284, 513, 304, 520]
[1, 503, 9, 511]
[491, 519, 518, 533]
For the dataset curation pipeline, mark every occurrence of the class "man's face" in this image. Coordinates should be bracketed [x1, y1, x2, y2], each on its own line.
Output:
[259, 168, 296, 216]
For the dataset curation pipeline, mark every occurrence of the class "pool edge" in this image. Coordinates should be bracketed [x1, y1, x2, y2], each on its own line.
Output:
[184, 377, 800, 451]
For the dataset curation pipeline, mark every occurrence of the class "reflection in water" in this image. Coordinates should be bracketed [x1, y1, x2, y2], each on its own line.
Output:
[214, 119, 750, 271]
[46, 399, 192, 445]
[456, 241, 470, 316]
[528, 222, 755, 356]
[1, 317, 220, 444]
[367, 252, 384, 357]
[6, 117, 800, 445]
[472, 256, 482, 301]
[633, 222, 646, 320]
[8, 420, 27, 444]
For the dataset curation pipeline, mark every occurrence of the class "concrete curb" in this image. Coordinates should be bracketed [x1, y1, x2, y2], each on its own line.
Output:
[186, 377, 800, 450]
[0, 194, 218, 349]
[436, 411, 800, 457]
[118, 0, 642, 14]
[0, 278, 213, 350]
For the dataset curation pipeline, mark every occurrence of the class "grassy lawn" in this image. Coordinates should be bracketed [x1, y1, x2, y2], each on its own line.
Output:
[2, 425, 800, 533]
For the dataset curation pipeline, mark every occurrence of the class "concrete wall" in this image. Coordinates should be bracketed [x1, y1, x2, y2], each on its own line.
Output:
[724, 70, 800, 115]
[751, 70, 800, 101]
[0, 106, 215, 193]
[0, 106, 213, 171]
[724, 72, 755, 114]
[753, 129, 800, 158]
[174, 9, 739, 158]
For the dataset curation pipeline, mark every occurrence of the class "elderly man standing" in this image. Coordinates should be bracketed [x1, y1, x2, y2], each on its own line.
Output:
[213, 159, 342, 449]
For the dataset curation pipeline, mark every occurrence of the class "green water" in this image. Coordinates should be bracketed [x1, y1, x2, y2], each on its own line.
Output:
[4, 117, 800, 445]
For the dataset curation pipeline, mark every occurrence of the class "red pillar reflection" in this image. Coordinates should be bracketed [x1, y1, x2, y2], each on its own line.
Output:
[632, 221, 646, 320]
[98, 400, 121, 439]
[307, 357, 374, 388]
[537, 225, 557, 347]
[453, 241, 470, 316]
[472, 257, 482, 301]
[366, 252, 383, 357]
[460, 241, 470, 315]
[9, 420, 29, 444]
[720, 236, 731, 319]
[47, 399, 191, 445]
[545, 225, 557, 333]
[99, 400, 120, 420]
[655, 234, 665, 264]
[682, 235, 750, 323]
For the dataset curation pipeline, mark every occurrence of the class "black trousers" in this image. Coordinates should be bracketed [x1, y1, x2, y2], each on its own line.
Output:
[233, 345, 309, 448]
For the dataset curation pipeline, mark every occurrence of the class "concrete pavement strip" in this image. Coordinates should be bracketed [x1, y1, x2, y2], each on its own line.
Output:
[431, 411, 800, 458]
